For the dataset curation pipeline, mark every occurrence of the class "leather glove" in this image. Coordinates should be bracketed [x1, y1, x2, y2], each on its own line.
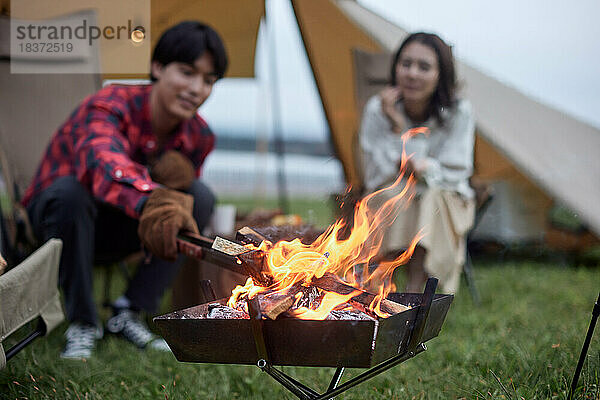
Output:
[138, 187, 199, 261]
[150, 150, 196, 191]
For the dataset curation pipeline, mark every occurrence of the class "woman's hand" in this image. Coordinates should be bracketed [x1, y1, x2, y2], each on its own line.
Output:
[380, 86, 406, 133]
[403, 157, 429, 178]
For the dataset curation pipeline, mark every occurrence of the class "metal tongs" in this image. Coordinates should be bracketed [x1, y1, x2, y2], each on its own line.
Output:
[176, 232, 249, 274]
[176, 230, 274, 286]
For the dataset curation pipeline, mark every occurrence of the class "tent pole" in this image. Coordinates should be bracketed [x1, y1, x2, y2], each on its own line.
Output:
[267, 0, 289, 214]
[568, 292, 600, 399]
[254, 20, 269, 208]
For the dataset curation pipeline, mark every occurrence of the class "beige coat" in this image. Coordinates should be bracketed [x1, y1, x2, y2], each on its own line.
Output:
[360, 95, 475, 198]
[359, 95, 476, 293]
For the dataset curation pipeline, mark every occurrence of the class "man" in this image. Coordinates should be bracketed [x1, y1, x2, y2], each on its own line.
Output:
[22, 21, 227, 359]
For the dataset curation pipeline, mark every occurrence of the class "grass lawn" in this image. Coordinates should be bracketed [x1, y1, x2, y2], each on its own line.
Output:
[2, 262, 598, 399]
[1, 198, 598, 399]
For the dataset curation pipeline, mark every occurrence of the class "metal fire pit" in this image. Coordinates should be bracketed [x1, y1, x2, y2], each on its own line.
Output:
[155, 289, 451, 368]
[155, 278, 452, 400]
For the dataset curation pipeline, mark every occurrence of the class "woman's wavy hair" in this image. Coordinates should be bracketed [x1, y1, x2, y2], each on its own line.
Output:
[390, 32, 457, 125]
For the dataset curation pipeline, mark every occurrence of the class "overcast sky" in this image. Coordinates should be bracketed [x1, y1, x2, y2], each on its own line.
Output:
[200, 0, 600, 142]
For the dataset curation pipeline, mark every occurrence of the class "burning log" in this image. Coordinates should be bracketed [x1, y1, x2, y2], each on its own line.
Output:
[234, 228, 277, 287]
[295, 285, 321, 309]
[257, 285, 304, 320]
[310, 272, 409, 315]
[238, 249, 274, 287]
[185, 226, 411, 320]
[236, 226, 266, 246]
[237, 226, 323, 246]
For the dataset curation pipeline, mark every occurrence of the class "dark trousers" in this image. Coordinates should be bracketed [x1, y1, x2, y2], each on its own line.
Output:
[27, 175, 215, 327]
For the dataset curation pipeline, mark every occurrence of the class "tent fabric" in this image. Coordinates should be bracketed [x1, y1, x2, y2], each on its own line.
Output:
[149, 0, 264, 79]
[0, 239, 64, 369]
[3, 1, 598, 237]
[1, 0, 264, 79]
[334, 0, 600, 237]
[352, 49, 391, 119]
[0, 14, 102, 193]
[4, 2, 146, 76]
[291, 0, 382, 187]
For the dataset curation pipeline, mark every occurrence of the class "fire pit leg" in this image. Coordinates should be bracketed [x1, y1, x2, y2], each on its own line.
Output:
[248, 297, 322, 399]
[248, 297, 270, 362]
[327, 367, 345, 392]
[315, 343, 427, 400]
[259, 361, 320, 399]
[257, 343, 427, 400]
[406, 277, 438, 351]
[243, 279, 440, 400]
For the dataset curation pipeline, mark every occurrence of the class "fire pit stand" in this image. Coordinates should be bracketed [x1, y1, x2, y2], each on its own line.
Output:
[157, 233, 453, 399]
[156, 276, 448, 400]
[245, 278, 438, 400]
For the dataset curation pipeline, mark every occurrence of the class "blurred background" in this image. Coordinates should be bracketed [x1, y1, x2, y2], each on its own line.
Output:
[1, 0, 599, 259]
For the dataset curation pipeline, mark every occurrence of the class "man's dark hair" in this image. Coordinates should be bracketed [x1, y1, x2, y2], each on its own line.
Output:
[151, 21, 228, 82]
[390, 32, 457, 126]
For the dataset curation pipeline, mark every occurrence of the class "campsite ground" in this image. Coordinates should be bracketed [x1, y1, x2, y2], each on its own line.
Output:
[1, 198, 599, 400]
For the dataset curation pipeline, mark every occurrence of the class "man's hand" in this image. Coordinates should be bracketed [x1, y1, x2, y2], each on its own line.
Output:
[379, 86, 406, 133]
[138, 187, 199, 261]
[150, 150, 196, 191]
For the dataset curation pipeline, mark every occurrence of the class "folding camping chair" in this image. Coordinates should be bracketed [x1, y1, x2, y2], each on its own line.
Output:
[0, 239, 64, 368]
[351, 49, 493, 302]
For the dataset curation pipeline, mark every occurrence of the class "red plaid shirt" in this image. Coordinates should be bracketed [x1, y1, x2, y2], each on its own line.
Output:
[22, 84, 215, 218]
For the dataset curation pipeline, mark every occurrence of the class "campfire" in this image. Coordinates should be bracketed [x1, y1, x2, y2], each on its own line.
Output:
[200, 127, 430, 323]
[154, 128, 454, 399]
[206, 226, 412, 322]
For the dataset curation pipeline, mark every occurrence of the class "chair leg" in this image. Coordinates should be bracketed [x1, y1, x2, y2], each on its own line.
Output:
[463, 249, 481, 306]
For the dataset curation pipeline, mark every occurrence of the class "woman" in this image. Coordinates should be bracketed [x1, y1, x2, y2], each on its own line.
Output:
[359, 32, 475, 294]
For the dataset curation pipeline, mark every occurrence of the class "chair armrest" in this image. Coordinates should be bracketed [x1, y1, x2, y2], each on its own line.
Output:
[0, 239, 64, 368]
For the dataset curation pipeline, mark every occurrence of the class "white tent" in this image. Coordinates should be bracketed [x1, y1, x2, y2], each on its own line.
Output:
[295, 0, 600, 243]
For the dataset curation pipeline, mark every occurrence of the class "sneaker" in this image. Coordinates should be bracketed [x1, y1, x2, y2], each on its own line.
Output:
[60, 322, 103, 359]
[106, 308, 170, 351]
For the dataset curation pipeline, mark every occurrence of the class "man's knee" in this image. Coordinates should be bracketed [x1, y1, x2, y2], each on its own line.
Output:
[41, 176, 95, 221]
[188, 179, 216, 229]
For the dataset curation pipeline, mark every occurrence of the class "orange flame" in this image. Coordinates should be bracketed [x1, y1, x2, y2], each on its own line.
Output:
[288, 290, 361, 320]
[228, 128, 428, 319]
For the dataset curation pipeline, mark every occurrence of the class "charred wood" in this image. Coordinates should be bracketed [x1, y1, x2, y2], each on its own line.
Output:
[237, 249, 274, 287]
[257, 284, 304, 320]
[237, 225, 323, 246]
[311, 272, 409, 315]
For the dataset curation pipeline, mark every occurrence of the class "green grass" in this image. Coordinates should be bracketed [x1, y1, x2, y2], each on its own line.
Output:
[1, 197, 599, 399]
[2, 262, 598, 399]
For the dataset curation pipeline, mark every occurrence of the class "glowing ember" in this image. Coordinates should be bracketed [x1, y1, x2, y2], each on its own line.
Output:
[227, 128, 427, 319]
